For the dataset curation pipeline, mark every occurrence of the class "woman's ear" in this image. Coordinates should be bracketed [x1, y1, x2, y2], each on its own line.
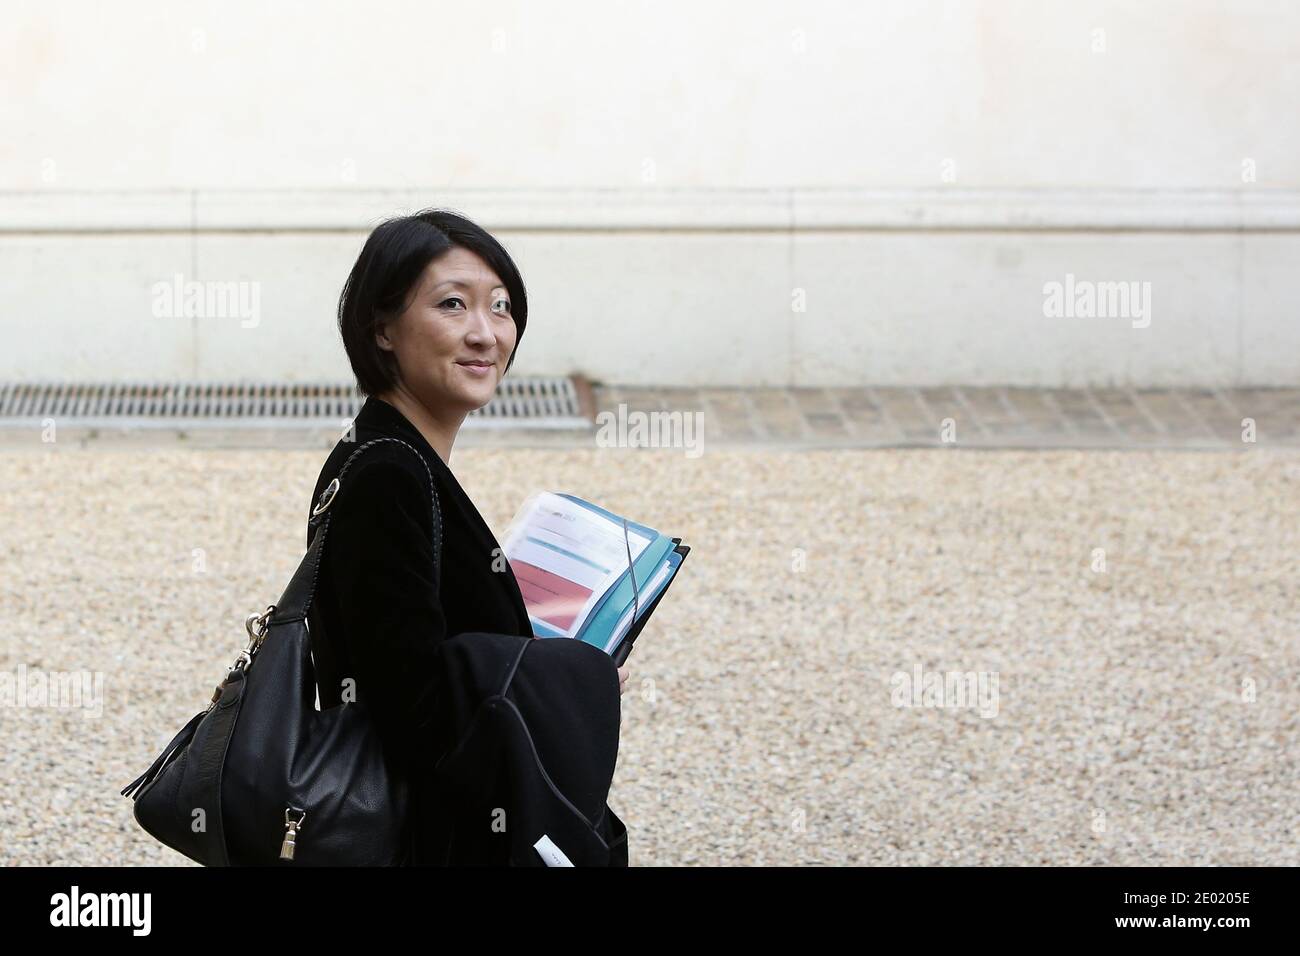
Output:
[374, 316, 394, 353]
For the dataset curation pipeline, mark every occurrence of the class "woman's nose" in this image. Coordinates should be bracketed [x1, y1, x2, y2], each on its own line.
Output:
[465, 306, 494, 339]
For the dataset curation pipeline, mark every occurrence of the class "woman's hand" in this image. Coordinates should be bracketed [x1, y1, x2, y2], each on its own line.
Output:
[617, 664, 629, 695]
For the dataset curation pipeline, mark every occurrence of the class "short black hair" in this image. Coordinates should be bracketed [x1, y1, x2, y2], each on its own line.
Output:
[338, 207, 528, 396]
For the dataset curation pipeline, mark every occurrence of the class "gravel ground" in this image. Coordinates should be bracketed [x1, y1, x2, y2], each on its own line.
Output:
[2, 445, 1297, 865]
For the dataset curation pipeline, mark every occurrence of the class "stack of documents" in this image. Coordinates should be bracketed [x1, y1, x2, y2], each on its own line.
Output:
[500, 492, 690, 664]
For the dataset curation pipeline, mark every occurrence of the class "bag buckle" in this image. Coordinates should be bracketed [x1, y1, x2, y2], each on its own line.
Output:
[311, 478, 340, 517]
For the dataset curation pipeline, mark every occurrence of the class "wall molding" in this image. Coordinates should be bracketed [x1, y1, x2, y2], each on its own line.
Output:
[2, 188, 1299, 233]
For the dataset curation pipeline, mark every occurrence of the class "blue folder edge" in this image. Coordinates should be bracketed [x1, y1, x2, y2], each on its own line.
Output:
[581, 545, 684, 653]
[574, 535, 677, 645]
[552, 494, 674, 645]
[609, 539, 689, 665]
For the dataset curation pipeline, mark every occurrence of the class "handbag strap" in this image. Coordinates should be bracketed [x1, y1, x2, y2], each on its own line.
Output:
[267, 436, 443, 627]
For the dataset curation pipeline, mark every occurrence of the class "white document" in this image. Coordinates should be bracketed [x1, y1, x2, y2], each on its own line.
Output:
[533, 833, 575, 867]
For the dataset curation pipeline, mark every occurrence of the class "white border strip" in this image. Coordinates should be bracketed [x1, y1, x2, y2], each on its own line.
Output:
[2, 188, 1299, 232]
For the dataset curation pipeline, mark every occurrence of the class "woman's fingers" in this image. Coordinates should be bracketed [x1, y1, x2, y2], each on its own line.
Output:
[617, 664, 629, 694]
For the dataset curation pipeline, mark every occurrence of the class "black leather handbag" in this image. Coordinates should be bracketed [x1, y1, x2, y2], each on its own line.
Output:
[120, 436, 439, 866]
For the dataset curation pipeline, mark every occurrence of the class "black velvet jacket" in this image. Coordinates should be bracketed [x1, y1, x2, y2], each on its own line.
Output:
[304, 395, 625, 864]
[307, 395, 534, 714]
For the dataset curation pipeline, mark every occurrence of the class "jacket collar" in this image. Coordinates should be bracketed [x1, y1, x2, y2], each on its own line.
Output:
[353, 395, 445, 468]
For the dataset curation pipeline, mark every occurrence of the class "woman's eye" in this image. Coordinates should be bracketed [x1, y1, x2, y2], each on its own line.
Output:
[440, 296, 508, 314]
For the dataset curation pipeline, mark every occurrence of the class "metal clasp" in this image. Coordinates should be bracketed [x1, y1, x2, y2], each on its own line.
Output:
[280, 807, 306, 861]
[232, 603, 276, 671]
[311, 478, 340, 517]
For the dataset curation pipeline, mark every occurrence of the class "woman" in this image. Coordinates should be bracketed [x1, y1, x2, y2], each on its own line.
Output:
[307, 208, 628, 864]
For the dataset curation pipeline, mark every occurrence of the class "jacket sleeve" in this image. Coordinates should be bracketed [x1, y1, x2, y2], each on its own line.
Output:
[321, 457, 448, 774]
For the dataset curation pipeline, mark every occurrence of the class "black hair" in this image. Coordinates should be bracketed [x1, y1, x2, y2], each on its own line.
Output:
[338, 207, 528, 396]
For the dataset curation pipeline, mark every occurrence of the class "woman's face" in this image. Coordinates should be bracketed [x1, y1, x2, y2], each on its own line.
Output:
[375, 246, 517, 414]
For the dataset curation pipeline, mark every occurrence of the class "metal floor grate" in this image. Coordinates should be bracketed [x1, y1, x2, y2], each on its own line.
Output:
[0, 379, 592, 429]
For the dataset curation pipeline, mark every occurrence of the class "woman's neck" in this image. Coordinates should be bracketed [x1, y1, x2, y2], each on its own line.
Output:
[373, 385, 466, 465]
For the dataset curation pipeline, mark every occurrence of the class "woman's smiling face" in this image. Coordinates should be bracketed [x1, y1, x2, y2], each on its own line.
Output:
[375, 245, 517, 414]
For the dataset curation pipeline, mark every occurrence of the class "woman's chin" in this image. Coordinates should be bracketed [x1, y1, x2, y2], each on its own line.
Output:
[452, 382, 497, 411]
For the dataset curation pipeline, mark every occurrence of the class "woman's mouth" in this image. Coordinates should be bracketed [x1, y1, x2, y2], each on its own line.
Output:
[456, 361, 494, 376]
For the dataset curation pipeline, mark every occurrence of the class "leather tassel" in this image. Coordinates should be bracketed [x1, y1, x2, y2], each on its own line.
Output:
[120, 710, 207, 799]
